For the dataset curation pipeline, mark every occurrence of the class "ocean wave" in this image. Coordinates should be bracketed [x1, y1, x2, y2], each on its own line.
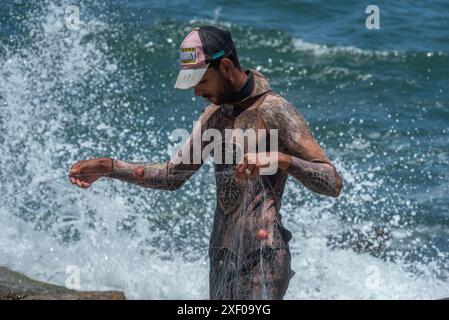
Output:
[293, 37, 448, 59]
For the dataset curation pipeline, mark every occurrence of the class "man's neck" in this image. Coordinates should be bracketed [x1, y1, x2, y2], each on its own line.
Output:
[234, 70, 248, 91]
[227, 70, 254, 106]
[220, 70, 256, 118]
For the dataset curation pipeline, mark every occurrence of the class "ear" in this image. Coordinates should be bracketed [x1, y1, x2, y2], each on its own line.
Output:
[218, 58, 234, 79]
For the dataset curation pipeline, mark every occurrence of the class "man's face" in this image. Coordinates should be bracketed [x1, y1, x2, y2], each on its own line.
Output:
[193, 63, 238, 105]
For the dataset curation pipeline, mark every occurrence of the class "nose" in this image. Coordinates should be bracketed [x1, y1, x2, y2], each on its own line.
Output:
[194, 84, 202, 97]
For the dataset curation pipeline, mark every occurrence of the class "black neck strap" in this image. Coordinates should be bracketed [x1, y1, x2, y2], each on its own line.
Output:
[227, 71, 254, 104]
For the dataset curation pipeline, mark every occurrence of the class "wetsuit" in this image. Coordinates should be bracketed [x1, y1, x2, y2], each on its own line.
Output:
[110, 69, 342, 299]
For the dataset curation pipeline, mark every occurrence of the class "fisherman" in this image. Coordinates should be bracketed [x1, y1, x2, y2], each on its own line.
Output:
[69, 26, 343, 300]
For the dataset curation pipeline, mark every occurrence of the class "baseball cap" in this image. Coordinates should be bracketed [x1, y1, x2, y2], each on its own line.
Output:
[174, 26, 236, 89]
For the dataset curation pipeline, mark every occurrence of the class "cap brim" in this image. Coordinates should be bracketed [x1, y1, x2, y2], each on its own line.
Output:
[174, 65, 209, 89]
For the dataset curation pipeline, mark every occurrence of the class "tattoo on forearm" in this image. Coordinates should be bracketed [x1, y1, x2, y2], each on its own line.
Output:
[109, 160, 198, 191]
[287, 157, 340, 197]
[258, 96, 342, 197]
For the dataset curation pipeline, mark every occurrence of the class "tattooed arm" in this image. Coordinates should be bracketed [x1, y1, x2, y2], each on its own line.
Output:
[258, 96, 343, 197]
[69, 105, 218, 191]
[108, 159, 198, 191]
[286, 156, 342, 197]
[109, 106, 218, 190]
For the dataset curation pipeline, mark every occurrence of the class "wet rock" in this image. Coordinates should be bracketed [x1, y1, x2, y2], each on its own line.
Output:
[326, 226, 392, 258]
[0, 266, 125, 300]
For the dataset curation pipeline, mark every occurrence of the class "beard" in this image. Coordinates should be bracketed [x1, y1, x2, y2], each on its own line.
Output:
[214, 75, 239, 105]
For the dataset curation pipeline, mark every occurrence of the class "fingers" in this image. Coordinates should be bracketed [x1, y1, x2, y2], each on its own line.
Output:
[80, 181, 90, 188]
[235, 161, 247, 181]
[246, 163, 256, 177]
[69, 163, 78, 185]
[249, 164, 259, 178]
[68, 161, 91, 188]
[69, 176, 90, 188]
[70, 178, 90, 189]
[69, 162, 82, 178]
[234, 155, 259, 181]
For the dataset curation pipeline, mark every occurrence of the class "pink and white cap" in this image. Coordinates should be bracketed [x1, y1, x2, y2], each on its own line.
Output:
[174, 28, 209, 89]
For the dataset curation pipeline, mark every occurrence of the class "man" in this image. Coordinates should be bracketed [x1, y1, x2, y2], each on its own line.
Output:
[69, 26, 343, 300]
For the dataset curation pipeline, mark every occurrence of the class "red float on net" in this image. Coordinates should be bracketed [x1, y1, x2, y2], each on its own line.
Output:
[257, 228, 268, 241]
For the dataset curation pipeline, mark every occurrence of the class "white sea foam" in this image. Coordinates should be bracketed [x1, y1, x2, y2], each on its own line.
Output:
[293, 38, 394, 58]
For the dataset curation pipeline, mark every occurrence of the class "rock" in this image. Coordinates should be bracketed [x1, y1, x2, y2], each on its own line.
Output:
[326, 226, 392, 258]
[0, 266, 125, 300]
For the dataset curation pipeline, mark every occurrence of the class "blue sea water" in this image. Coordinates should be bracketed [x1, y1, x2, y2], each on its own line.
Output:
[0, 0, 448, 299]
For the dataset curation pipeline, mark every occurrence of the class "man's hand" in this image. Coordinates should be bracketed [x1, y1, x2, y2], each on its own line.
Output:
[234, 152, 291, 182]
[69, 158, 113, 188]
